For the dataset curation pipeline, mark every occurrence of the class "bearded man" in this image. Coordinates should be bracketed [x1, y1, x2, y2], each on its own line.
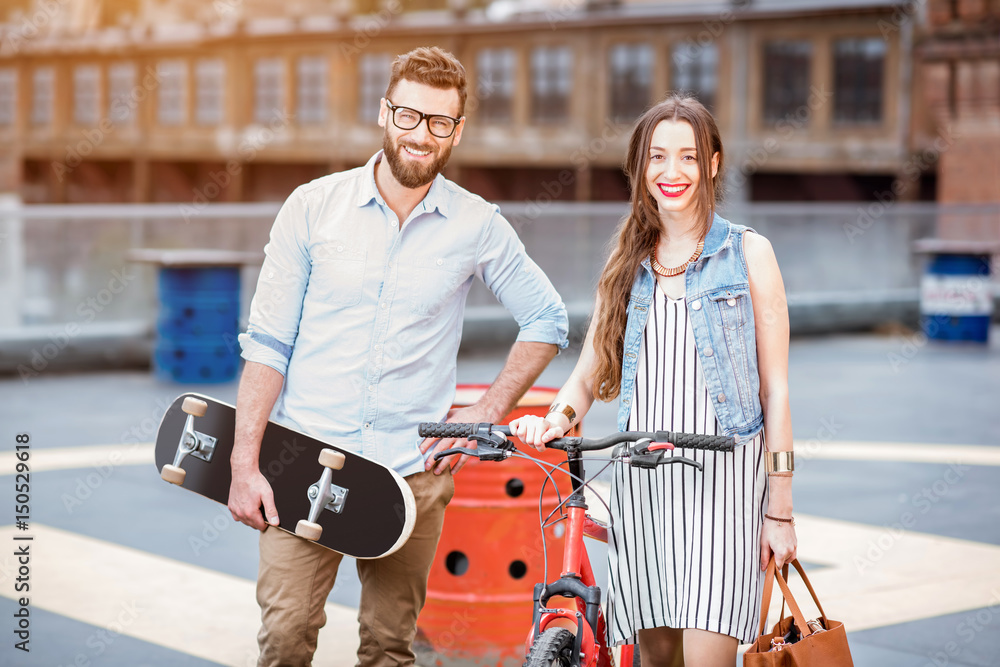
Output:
[229, 46, 568, 666]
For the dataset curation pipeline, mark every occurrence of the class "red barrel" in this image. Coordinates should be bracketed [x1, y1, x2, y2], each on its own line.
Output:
[415, 386, 579, 666]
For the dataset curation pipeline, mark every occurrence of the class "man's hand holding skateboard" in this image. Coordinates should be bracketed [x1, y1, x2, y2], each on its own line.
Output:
[229, 462, 279, 531]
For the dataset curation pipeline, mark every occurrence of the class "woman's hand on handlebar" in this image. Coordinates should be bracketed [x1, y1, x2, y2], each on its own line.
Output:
[509, 414, 567, 452]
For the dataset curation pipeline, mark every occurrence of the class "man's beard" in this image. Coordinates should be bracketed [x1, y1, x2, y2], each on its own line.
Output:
[382, 132, 453, 189]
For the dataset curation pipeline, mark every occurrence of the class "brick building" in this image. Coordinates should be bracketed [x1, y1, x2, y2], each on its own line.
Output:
[0, 0, 984, 206]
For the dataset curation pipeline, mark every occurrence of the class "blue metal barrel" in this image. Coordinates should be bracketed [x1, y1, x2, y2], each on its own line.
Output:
[920, 253, 992, 343]
[154, 267, 241, 382]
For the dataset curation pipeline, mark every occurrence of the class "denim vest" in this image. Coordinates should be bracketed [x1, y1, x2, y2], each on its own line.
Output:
[617, 213, 764, 444]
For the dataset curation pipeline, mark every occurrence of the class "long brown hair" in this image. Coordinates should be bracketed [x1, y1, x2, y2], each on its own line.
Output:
[590, 95, 724, 401]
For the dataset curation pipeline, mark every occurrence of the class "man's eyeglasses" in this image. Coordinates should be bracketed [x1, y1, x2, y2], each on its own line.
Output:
[385, 100, 462, 139]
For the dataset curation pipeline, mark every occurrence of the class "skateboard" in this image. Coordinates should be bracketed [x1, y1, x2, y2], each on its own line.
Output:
[154, 393, 416, 559]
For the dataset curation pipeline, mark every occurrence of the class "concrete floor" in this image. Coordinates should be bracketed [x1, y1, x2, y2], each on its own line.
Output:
[0, 327, 998, 666]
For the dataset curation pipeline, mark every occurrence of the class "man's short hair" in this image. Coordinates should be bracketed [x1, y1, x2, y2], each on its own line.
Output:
[385, 46, 468, 117]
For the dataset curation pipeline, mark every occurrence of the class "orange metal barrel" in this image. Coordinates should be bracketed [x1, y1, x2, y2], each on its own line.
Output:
[415, 385, 579, 667]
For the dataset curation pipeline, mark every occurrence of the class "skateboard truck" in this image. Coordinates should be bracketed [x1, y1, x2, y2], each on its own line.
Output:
[295, 449, 347, 542]
[161, 397, 217, 486]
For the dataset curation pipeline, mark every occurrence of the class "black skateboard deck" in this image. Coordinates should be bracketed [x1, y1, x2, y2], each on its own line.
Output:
[154, 393, 416, 559]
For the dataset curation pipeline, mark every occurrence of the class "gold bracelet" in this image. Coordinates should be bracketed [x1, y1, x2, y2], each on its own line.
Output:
[767, 471, 793, 478]
[546, 403, 576, 423]
[765, 451, 794, 474]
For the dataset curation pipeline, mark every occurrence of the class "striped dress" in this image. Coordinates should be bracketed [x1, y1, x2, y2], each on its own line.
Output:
[606, 281, 768, 645]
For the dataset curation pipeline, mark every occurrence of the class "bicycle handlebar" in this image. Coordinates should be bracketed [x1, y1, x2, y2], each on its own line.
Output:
[418, 422, 736, 466]
[418, 422, 734, 452]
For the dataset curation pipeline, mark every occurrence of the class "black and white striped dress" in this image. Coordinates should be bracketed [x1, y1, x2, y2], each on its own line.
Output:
[606, 282, 768, 645]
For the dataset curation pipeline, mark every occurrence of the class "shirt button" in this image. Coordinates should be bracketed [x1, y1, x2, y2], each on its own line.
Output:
[364, 422, 372, 429]
[337, 245, 344, 252]
[374, 344, 381, 351]
[691, 300, 702, 311]
[717, 393, 726, 403]
[368, 385, 375, 391]
[380, 302, 387, 309]
[436, 258, 443, 266]
[267, 271, 274, 279]
[704, 348, 714, 357]
[727, 298, 736, 307]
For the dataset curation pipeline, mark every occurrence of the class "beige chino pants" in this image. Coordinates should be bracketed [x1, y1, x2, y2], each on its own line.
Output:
[256, 469, 455, 667]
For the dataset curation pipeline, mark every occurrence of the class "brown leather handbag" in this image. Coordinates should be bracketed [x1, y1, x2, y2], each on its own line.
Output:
[744, 558, 854, 666]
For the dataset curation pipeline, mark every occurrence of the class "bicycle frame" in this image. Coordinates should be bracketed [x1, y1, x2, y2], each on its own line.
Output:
[523, 447, 628, 667]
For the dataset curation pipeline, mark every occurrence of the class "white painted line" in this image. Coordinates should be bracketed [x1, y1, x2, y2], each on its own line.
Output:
[0, 443, 155, 476]
[3, 439, 998, 478]
[0, 524, 359, 667]
[796, 441, 1000, 467]
[793, 515, 1000, 632]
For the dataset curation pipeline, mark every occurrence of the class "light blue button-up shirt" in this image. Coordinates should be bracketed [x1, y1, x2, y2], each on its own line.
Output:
[239, 151, 569, 476]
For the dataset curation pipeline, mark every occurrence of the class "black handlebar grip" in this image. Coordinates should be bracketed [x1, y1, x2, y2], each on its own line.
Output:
[417, 422, 477, 439]
[666, 432, 736, 452]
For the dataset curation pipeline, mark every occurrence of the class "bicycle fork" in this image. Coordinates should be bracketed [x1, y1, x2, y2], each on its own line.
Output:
[525, 452, 613, 667]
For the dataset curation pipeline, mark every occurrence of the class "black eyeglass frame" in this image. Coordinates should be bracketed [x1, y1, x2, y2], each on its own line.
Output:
[385, 99, 463, 138]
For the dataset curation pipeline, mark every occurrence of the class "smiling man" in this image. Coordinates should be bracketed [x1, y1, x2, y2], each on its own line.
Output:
[228, 47, 568, 666]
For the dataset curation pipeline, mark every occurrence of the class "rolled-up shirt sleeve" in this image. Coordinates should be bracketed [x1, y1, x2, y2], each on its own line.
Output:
[476, 208, 569, 349]
[238, 188, 312, 375]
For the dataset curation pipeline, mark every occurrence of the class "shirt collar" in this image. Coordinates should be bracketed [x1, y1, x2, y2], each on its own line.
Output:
[356, 150, 451, 219]
[701, 211, 731, 257]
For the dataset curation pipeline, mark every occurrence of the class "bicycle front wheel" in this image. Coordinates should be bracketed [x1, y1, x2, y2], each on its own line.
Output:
[523, 628, 575, 667]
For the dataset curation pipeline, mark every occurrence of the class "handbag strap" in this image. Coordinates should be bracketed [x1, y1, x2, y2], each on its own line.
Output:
[772, 561, 814, 638]
[784, 558, 830, 625]
[757, 557, 781, 637]
[756, 558, 820, 640]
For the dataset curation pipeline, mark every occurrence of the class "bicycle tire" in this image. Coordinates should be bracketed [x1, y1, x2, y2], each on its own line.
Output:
[523, 627, 575, 667]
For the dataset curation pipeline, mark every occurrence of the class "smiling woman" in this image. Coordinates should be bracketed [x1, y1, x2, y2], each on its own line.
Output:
[508, 94, 798, 666]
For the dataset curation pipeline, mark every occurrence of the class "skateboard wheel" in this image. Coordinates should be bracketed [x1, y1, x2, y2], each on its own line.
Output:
[182, 397, 208, 417]
[161, 464, 186, 485]
[295, 520, 323, 541]
[318, 449, 346, 470]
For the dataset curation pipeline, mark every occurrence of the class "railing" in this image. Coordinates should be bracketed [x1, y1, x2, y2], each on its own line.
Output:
[0, 199, 997, 366]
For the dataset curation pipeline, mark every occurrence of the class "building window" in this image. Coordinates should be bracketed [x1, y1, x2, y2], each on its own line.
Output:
[254, 58, 284, 125]
[194, 59, 225, 126]
[157, 60, 187, 126]
[358, 53, 391, 124]
[0, 69, 16, 126]
[476, 48, 515, 124]
[609, 43, 653, 124]
[833, 38, 886, 124]
[530, 45, 572, 124]
[31, 67, 54, 126]
[762, 40, 812, 123]
[297, 55, 327, 125]
[671, 41, 718, 111]
[73, 65, 100, 126]
[108, 63, 136, 125]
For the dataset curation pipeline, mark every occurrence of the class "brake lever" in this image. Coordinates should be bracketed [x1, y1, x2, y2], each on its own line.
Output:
[432, 447, 478, 461]
[431, 432, 514, 463]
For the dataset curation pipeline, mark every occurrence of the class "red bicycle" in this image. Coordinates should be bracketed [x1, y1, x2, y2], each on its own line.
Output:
[418, 421, 735, 667]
